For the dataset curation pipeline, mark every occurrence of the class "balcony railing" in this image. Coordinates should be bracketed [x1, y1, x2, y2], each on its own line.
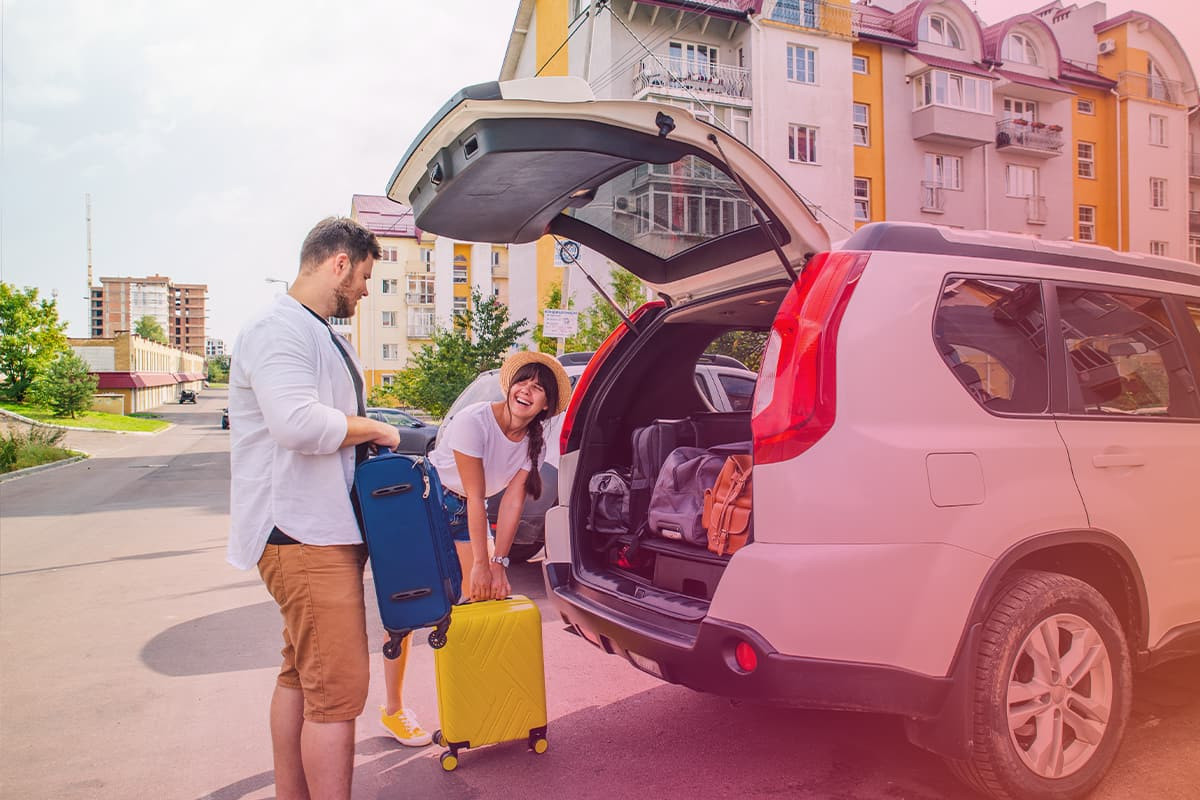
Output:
[995, 119, 1064, 156]
[1116, 71, 1185, 104]
[764, 0, 854, 37]
[1190, 152, 1200, 179]
[633, 55, 751, 101]
[1026, 195, 1048, 225]
[920, 181, 945, 213]
[407, 326, 434, 339]
[405, 293, 434, 305]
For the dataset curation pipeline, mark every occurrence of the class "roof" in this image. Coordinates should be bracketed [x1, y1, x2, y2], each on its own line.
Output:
[994, 69, 1074, 94]
[911, 52, 998, 79]
[1092, 10, 1140, 35]
[636, 0, 759, 19]
[855, 7, 914, 45]
[351, 194, 418, 239]
[1059, 60, 1117, 88]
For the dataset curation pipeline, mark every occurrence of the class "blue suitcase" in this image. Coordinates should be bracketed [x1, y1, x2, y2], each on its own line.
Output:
[353, 450, 462, 658]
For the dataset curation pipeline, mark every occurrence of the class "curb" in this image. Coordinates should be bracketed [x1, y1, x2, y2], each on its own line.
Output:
[0, 408, 172, 436]
[0, 454, 90, 484]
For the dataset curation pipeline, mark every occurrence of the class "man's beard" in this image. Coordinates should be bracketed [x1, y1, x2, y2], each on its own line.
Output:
[332, 269, 358, 318]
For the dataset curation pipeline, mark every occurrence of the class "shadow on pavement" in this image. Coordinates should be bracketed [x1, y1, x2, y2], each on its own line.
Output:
[0, 544, 225, 577]
[142, 600, 282, 677]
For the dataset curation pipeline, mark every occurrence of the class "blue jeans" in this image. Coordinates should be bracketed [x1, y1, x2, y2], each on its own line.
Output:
[443, 492, 470, 542]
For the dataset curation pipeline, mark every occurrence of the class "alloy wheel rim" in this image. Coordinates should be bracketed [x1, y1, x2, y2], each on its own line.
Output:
[1007, 612, 1113, 779]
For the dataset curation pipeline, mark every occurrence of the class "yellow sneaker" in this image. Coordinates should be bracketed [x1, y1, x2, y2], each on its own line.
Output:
[380, 706, 432, 747]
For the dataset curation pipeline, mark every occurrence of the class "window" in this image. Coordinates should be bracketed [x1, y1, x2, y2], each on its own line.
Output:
[852, 55, 868, 74]
[1149, 241, 1168, 256]
[772, 0, 820, 28]
[853, 178, 871, 221]
[1077, 142, 1095, 179]
[668, 40, 718, 78]
[852, 103, 869, 146]
[491, 250, 501, 266]
[381, 311, 396, 327]
[419, 248, 432, 267]
[717, 373, 756, 412]
[1150, 178, 1167, 209]
[786, 44, 817, 84]
[452, 296, 468, 312]
[919, 13, 962, 48]
[1077, 98, 1095, 115]
[381, 278, 398, 294]
[1147, 58, 1169, 101]
[934, 278, 1049, 413]
[1002, 97, 1037, 123]
[788, 124, 818, 163]
[1078, 205, 1096, 242]
[1058, 288, 1199, 418]
[925, 154, 963, 190]
[453, 267, 468, 284]
[407, 275, 434, 304]
[1190, 237, 1200, 265]
[914, 70, 993, 113]
[1006, 164, 1038, 198]
[381, 343, 400, 360]
[408, 308, 435, 338]
[1149, 115, 1167, 146]
[1002, 32, 1038, 65]
[377, 247, 398, 262]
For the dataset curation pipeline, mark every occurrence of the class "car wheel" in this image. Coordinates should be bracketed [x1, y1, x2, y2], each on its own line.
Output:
[945, 570, 1131, 800]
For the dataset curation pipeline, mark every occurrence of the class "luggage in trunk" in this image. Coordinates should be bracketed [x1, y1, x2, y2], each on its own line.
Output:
[353, 451, 462, 657]
[431, 596, 549, 771]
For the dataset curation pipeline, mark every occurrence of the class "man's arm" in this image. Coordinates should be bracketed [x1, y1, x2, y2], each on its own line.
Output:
[343, 415, 400, 450]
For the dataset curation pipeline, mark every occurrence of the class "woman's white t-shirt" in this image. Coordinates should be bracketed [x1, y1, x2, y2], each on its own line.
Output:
[428, 401, 532, 497]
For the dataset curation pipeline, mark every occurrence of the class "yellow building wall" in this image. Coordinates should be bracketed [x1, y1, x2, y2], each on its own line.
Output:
[453, 243, 472, 301]
[532, 0, 570, 329]
[852, 41, 885, 226]
[1096, 26, 1130, 250]
[1073, 86, 1119, 249]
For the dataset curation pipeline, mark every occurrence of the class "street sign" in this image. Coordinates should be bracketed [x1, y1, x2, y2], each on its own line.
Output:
[543, 309, 579, 338]
[555, 239, 581, 266]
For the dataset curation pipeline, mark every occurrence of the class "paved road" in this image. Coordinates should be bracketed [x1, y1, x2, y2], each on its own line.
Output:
[1, 389, 1197, 799]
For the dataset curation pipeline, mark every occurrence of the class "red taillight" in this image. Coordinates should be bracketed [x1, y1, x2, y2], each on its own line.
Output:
[751, 251, 870, 465]
[560, 300, 666, 454]
[734, 641, 758, 673]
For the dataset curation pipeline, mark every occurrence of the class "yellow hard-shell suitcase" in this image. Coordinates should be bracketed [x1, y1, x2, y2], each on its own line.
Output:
[431, 595, 548, 771]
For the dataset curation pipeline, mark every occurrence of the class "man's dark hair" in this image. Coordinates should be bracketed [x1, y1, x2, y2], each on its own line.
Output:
[299, 217, 382, 272]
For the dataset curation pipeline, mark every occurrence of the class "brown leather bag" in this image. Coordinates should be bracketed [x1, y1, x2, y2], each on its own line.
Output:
[702, 455, 753, 556]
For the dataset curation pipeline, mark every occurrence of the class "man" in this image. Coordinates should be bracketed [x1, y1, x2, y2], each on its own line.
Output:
[228, 217, 400, 800]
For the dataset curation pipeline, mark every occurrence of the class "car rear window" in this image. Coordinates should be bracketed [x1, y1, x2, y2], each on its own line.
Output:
[934, 278, 1049, 414]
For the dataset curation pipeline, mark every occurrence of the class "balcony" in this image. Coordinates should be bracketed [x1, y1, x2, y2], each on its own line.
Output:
[407, 326, 434, 339]
[1026, 196, 1048, 225]
[491, 264, 508, 278]
[1116, 71, 1185, 104]
[1189, 210, 1200, 234]
[913, 105, 995, 146]
[764, 0, 854, 37]
[920, 182, 946, 214]
[405, 293, 434, 305]
[995, 119, 1064, 158]
[1190, 152, 1200, 180]
[633, 55, 751, 103]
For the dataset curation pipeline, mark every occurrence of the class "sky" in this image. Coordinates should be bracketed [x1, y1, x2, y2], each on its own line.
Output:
[1, 0, 1196, 345]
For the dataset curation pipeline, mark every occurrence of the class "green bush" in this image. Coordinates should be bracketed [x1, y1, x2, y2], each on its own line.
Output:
[0, 426, 70, 473]
[29, 352, 98, 418]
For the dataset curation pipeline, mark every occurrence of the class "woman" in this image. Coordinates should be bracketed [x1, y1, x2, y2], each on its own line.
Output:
[379, 350, 571, 746]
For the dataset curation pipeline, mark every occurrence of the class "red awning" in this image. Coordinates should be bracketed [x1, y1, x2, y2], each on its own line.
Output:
[94, 372, 189, 389]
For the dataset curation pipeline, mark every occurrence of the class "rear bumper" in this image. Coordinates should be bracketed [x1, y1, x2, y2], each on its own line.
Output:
[544, 563, 966, 724]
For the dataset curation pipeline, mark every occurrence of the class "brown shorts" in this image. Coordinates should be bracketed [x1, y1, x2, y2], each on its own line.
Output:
[257, 543, 369, 722]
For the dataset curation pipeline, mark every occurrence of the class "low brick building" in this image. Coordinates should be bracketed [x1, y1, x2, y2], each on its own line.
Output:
[70, 333, 206, 414]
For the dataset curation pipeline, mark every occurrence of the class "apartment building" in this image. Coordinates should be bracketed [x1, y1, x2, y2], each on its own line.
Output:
[497, 0, 1197, 262]
[205, 337, 226, 358]
[348, 195, 524, 387]
[90, 275, 209, 355]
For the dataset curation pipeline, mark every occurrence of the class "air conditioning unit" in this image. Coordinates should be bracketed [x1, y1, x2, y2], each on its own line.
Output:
[1098, 39, 1116, 55]
[614, 195, 631, 212]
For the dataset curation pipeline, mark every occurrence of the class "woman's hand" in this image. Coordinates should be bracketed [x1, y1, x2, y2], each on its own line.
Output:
[470, 562, 492, 601]
[489, 563, 510, 600]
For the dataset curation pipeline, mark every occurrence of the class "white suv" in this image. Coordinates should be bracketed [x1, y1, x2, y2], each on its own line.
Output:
[388, 77, 1200, 800]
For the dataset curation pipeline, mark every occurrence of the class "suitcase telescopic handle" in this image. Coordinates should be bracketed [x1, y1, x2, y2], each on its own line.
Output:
[370, 483, 413, 498]
[390, 588, 433, 602]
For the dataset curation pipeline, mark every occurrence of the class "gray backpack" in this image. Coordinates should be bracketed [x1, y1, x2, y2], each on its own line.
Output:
[588, 468, 632, 535]
[646, 447, 727, 546]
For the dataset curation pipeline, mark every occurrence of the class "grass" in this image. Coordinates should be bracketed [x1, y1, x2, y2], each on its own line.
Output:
[0, 402, 170, 433]
[0, 427, 82, 474]
[206, 382, 228, 389]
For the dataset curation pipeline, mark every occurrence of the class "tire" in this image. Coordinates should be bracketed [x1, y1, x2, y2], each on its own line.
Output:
[945, 571, 1132, 800]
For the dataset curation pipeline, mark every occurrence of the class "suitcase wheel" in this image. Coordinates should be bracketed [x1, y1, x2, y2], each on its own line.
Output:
[382, 639, 401, 660]
[428, 630, 447, 649]
[531, 737, 549, 755]
[432, 730, 444, 747]
[439, 751, 458, 772]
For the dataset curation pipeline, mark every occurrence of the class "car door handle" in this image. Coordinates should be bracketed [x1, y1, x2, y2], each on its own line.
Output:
[1092, 453, 1145, 468]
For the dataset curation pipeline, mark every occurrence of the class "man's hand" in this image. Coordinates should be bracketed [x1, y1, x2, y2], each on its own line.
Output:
[369, 419, 401, 450]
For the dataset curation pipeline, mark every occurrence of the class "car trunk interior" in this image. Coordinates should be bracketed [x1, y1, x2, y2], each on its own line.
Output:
[569, 282, 789, 620]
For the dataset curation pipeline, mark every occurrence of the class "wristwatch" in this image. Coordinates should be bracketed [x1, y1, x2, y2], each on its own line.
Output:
[490, 555, 510, 568]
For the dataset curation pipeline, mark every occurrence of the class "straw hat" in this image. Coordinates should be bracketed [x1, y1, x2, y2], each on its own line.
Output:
[498, 351, 572, 415]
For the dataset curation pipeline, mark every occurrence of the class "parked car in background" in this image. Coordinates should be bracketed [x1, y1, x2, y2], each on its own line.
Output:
[366, 407, 439, 454]
[439, 352, 757, 561]
[221, 408, 229, 430]
[179, 389, 196, 404]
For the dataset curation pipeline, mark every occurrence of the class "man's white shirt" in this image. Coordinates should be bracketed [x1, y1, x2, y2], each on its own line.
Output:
[227, 294, 363, 570]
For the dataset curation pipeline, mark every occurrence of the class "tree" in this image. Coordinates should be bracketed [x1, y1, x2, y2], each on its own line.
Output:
[534, 266, 648, 354]
[707, 330, 768, 372]
[206, 354, 231, 383]
[135, 315, 168, 345]
[29, 351, 98, 418]
[0, 283, 69, 402]
[388, 288, 530, 417]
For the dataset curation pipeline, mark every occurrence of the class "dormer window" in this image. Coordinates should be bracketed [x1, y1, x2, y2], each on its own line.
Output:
[1002, 32, 1038, 65]
[919, 13, 962, 49]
